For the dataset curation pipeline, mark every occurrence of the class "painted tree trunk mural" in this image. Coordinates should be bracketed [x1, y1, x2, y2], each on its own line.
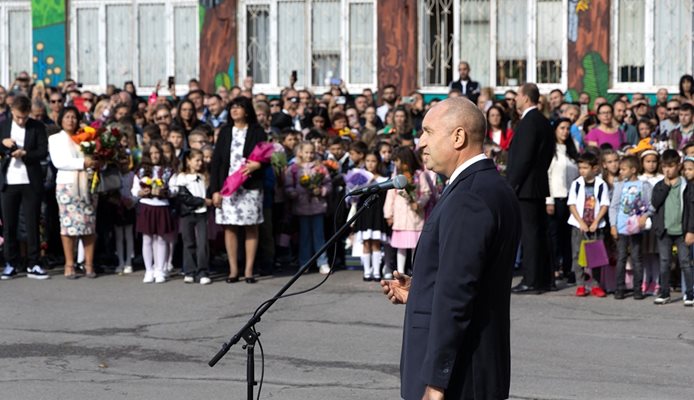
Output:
[32, 0, 67, 85]
[566, 0, 614, 107]
[199, 0, 237, 94]
[377, 0, 418, 97]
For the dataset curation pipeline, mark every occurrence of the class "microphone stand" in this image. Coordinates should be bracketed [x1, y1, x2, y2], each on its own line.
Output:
[208, 192, 382, 400]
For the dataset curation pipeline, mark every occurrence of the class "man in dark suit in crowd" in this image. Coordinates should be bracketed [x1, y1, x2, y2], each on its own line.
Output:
[506, 83, 555, 293]
[448, 61, 480, 105]
[381, 97, 521, 400]
[0, 95, 49, 280]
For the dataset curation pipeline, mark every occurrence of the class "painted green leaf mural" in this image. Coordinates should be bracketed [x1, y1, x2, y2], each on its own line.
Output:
[214, 73, 232, 90]
[566, 89, 579, 104]
[581, 51, 617, 108]
[32, 0, 66, 28]
[199, 5, 206, 34]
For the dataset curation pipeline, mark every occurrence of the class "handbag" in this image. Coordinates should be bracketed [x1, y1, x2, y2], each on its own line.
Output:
[96, 165, 122, 193]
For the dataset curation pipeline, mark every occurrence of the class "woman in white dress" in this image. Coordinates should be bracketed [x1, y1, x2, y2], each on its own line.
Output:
[209, 97, 268, 283]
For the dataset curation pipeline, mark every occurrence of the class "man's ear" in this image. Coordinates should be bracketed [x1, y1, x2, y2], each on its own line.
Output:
[452, 127, 467, 150]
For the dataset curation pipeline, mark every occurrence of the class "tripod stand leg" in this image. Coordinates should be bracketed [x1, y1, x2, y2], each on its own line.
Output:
[246, 343, 255, 400]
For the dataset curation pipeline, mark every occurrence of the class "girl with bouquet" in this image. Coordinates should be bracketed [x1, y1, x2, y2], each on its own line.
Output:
[284, 141, 332, 274]
[131, 142, 178, 283]
[352, 150, 389, 281]
[383, 147, 433, 275]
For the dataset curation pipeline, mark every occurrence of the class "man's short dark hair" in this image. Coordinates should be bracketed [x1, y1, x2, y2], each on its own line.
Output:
[328, 136, 344, 147]
[550, 89, 563, 96]
[349, 140, 368, 155]
[661, 149, 681, 165]
[577, 152, 599, 167]
[383, 84, 397, 92]
[683, 142, 694, 154]
[681, 103, 694, 114]
[209, 94, 222, 102]
[11, 95, 31, 113]
[520, 83, 540, 104]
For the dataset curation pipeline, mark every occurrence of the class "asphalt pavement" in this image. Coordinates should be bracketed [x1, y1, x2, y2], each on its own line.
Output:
[0, 268, 692, 400]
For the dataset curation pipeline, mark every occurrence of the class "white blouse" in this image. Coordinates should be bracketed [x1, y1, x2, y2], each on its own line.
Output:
[48, 130, 85, 185]
[546, 143, 579, 204]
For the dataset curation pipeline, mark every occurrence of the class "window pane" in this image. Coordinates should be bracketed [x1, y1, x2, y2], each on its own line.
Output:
[422, 0, 454, 86]
[497, 0, 527, 86]
[312, 0, 341, 86]
[106, 5, 133, 86]
[536, 0, 562, 84]
[349, 3, 374, 84]
[139, 4, 166, 87]
[246, 4, 271, 84]
[654, 0, 691, 85]
[460, 0, 490, 86]
[278, 1, 307, 87]
[76, 8, 99, 85]
[617, 0, 645, 83]
[8, 10, 32, 82]
[174, 6, 198, 82]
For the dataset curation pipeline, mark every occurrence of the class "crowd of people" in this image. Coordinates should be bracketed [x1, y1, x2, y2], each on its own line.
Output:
[1, 62, 694, 305]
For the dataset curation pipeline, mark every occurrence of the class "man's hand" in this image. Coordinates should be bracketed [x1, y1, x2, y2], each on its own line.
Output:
[212, 192, 223, 208]
[611, 226, 618, 240]
[10, 149, 26, 159]
[686, 232, 694, 246]
[2, 138, 16, 148]
[380, 271, 411, 304]
[421, 385, 444, 400]
[546, 204, 555, 216]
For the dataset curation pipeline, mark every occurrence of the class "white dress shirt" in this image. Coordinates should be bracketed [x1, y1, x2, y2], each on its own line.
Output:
[447, 153, 487, 185]
[6, 120, 30, 185]
[521, 105, 538, 120]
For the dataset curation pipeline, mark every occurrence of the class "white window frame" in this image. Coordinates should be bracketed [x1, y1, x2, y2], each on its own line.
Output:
[610, 0, 691, 94]
[0, 0, 32, 88]
[69, 0, 199, 96]
[419, 0, 568, 94]
[238, 0, 378, 95]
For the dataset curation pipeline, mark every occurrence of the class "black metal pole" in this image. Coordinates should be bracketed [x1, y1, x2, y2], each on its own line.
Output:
[208, 192, 381, 371]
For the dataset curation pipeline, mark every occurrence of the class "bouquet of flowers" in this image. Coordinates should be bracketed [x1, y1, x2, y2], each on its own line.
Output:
[398, 170, 418, 203]
[323, 159, 340, 174]
[299, 164, 329, 195]
[271, 143, 288, 173]
[71, 125, 125, 193]
[344, 169, 374, 204]
[220, 141, 275, 197]
[140, 176, 166, 197]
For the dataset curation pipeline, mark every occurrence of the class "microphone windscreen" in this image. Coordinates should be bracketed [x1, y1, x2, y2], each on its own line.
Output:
[393, 174, 408, 189]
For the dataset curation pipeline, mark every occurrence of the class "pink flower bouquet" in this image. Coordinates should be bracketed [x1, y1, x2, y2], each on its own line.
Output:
[220, 141, 275, 197]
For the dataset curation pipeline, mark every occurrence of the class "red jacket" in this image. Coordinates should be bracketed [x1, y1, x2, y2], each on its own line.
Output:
[488, 128, 514, 151]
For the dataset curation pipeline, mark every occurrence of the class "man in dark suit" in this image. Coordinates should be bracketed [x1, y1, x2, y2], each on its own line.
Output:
[0, 95, 49, 280]
[506, 83, 555, 293]
[381, 98, 521, 399]
[448, 61, 481, 105]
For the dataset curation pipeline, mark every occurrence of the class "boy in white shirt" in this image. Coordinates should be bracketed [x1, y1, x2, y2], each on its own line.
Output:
[567, 152, 611, 297]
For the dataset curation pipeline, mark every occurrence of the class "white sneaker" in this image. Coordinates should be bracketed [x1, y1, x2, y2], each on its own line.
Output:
[684, 298, 694, 307]
[143, 272, 154, 284]
[183, 276, 195, 284]
[384, 273, 393, 280]
[27, 265, 50, 280]
[155, 275, 166, 284]
[200, 277, 212, 285]
[123, 265, 133, 274]
[319, 264, 331, 275]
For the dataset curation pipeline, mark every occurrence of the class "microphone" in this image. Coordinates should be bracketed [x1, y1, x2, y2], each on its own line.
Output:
[348, 174, 408, 196]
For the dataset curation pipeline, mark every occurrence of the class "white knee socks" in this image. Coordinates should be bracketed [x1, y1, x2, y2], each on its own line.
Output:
[372, 251, 382, 279]
[155, 235, 169, 278]
[142, 234, 154, 273]
[397, 249, 408, 274]
[361, 253, 372, 278]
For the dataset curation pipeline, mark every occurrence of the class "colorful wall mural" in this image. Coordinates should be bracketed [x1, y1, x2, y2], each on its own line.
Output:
[566, 0, 615, 107]
[31, 0, 66, 86]
[199, 0, 237, 94]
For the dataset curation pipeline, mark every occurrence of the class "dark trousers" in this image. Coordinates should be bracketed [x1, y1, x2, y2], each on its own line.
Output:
[180, 212, 209, 277]
[519, 199, 551, 288]
[1, 184, 41, 267]
[657, 234, 693, 298]
[548, 197, 572, 276]
[616, 233, 643, 292]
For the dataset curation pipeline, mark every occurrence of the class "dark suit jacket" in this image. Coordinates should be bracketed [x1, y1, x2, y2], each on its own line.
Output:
[270, 111, 294, 131]
[401, 158, 521, 400]
[208, 123, 268, 197]
[506, 108, 554, 199]
[449, 79, 481, 104]
[0, 118, 48, 193]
